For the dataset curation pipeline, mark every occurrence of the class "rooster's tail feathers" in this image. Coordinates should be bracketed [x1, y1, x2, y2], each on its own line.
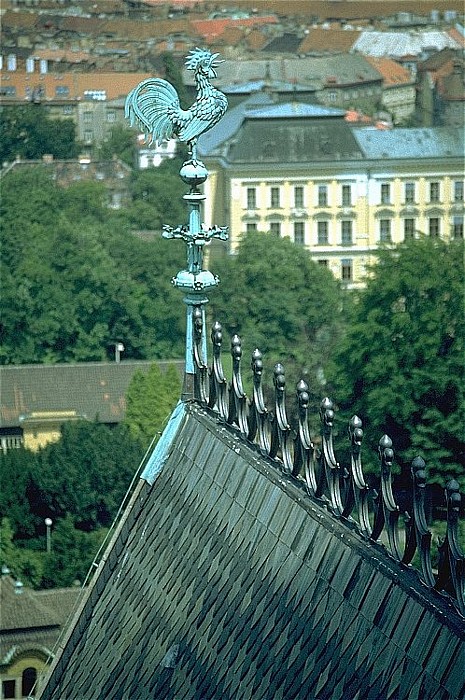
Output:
[125, 78, 180, 144]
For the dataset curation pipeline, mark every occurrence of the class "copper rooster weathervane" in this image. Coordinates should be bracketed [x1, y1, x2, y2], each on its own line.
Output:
[125, 47, 228, 163]
[125, 49, 229, 400]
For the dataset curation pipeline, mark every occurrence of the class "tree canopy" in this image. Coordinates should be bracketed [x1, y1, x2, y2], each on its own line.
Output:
[0, 166, 187, 363]
[209, 232, 343, 408]
[124, 362, 182, 448]
[0, 420, 145, 588]
[332, 236, 464, 486]
[0, 105, 80, 163]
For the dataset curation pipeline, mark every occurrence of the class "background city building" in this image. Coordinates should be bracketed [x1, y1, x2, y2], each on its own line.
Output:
[198, 100, 464, 287]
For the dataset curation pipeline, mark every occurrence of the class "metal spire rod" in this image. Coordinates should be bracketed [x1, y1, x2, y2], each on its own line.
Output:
[163, 160, 228, 400]
[125, 49, 229, 401]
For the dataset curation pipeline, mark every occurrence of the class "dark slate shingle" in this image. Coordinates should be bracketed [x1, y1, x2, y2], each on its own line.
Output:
[36, 403, 465, 700]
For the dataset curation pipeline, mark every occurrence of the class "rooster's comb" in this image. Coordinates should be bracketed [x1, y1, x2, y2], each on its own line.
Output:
[185, 48, 223, 71]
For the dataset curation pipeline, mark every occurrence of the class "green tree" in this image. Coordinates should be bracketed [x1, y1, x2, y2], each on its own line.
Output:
[0, 105, 80, 162]
[35, 421, 144, 529]
[127, 163, 186, 231]
[40, 515, 108, 588]
[0, 449, 40, 542]
[1, 170, 187, 363]
[333, 237, 464, 485]
[97, 124, 136, 167]
[209, 232, 343, 408]
[160, 52, 189, 107]
[0, 518, 45, 588]
[124, 362, 182, 448]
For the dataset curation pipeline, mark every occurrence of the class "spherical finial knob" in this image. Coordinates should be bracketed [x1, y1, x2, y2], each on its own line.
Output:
[180, 159, 208, 187]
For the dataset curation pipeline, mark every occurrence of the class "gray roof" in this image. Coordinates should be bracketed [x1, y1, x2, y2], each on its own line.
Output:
[199, 98, 359, 162]
[353, 126, 465, 159]
[353, 30, 461, 57]
[198, 92, 274, 157]
[0, 576, 80, 664]
[226, 108, 364, 164]
[189, 54, 382, 89]
[222, 80, 316, 95]
[248, 102, 346, 118]
[36, 403, 465, 700]
[0, 361, 183, 428]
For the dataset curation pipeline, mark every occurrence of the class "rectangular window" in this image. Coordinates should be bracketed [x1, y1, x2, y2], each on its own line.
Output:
[404, 218, 415, 239]
[318, 259, 328, 267]
[318, 185, 328, 207]
[404, 182, 415, 204]
[454, 180, 464, 202]
[317, 221, 328, 245]
[341, 259, 352, 281]
[429, 181, 440, 203]
[341, 220, 353, 245]
[380, 219, 391, 242]
[2, 680, 16, 699]
[270, 187, 280, 208]
[246, 187, 256, 209]
[55, 85, 70, 97]
[342, 184, 352, 207]
[63, 105, 73, 115]
[83, 111, 93, 123]
[294, 186, 304, 209]
[293, 221, 304, 245]
[270, 222, 281, 237]
[381, 183, 391, 204]
[429, 217, 440, 237]
[0, 86, 16, 96]
[84, 130, 93, 143]
[246, 222, 257, 233]
[107, 111, 116, 122]
[452, 216, 463, 238]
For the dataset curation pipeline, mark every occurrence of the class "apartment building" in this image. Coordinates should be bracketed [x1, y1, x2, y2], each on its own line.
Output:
[199, 99, 464, 288]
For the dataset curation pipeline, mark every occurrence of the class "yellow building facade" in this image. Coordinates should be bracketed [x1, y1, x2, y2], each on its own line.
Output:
[199, 103, 464, 288]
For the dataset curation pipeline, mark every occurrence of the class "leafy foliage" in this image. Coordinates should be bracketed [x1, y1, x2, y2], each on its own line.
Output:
[332, 237, 464, 486]
[0, 167, 187, 363]
[35, 421, 144, 529]
[209, 232, 343, 417]
[124, 362, 182, 448]
[0, 420, 144, 588]
[97, 124, 136, 167]
[0, 105, 80, 162]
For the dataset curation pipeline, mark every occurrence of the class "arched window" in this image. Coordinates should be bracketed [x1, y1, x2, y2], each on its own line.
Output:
[22, 667, 37, 696]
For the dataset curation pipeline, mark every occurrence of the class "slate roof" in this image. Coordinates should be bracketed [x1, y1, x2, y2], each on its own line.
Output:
[185, 54, 381, 90]
[262, 33, 304, 54]
[0, 361, 183, 429]
[353, 127, 465, 159]
[198, 96, 358, 162]
[36, 402, 465, 700]
[220, 107, 364, 164]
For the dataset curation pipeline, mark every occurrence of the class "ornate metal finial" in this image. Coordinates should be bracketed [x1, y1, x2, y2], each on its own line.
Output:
[126, 51, 229, 401]
[125, 47, 228, 163]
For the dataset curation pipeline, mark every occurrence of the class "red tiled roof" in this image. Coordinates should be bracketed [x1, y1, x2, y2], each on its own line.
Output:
[245, 28, 270, 51]
[191, 15, 277, 41]
[364, 56, 414, 86]
[447, 27, 465, 48]
[2, 10, 38, 30]
[298, 28, 361, 54]
[0, 71, 154, 102]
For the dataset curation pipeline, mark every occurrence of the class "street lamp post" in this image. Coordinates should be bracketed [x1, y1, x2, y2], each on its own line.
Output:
[45, 517, 53, 554]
